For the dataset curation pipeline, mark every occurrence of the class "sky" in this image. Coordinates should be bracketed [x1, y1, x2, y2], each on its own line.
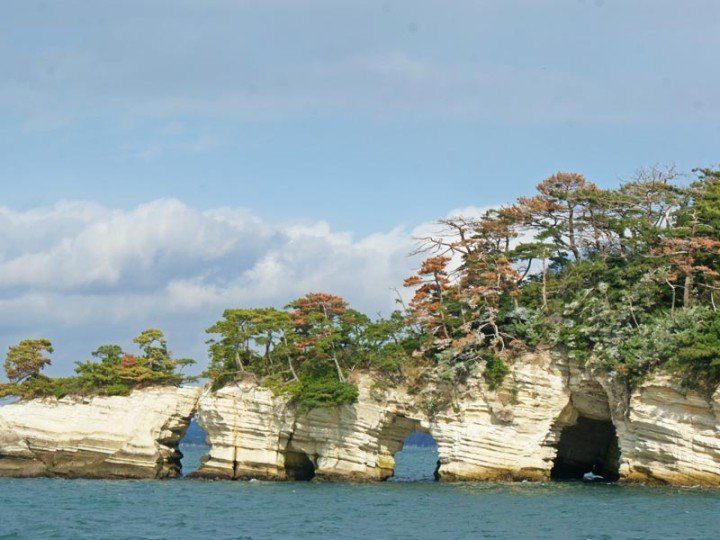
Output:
[1, 0, 719, 376]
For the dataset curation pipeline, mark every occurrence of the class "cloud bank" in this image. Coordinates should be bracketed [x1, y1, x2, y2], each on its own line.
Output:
[0, 199, 477, 376]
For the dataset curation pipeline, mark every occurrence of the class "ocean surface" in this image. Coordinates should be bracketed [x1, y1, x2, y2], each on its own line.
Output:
[1, 444, 718, 539]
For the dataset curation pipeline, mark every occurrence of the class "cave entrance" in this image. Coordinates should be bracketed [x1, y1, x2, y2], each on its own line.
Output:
[284, 450, 316, 481]
[551, 416, 620, 481]
[178, 416, 208, 476]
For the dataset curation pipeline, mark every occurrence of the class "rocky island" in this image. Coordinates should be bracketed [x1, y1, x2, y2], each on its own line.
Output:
[1, 169, 719, 485]
[190, 355, 720, 485]
[1, 354, 718, 485]
[0, 386, 199, 478]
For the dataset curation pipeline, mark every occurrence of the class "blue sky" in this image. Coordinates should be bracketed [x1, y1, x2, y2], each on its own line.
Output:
[1, 0, 719, 374]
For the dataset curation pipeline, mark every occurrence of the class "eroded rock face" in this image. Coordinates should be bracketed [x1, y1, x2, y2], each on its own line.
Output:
[190, 384, 288, 480]
[617, 377, 720, 485]
[193, 355, 720, 486]
[0, 386, 200, 479]
[1, 356, 717, 485]
[193, 353, 575, 482]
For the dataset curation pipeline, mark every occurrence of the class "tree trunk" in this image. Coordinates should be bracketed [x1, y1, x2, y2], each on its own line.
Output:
[333, 355, 346, 382]
[234, 350, 245, 372]
[541, 256, 548, 310]
[435, 274, 450, 339]
[321, 304, 346, 382]
[287, 355, 299, 381]
[567, 204, 581, 261]
[683, 274, 693, 308]
[667, 279, 676, 314]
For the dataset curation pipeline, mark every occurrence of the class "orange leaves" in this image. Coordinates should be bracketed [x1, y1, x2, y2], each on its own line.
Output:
[403, 275, 422, 287]
[290, 292, 347, 316]
[514, 195, 559, 217]
[461, 252, 521, 307]
[288, 292, 348, 327]
[536, 171, 589, 198]
[404, 255, 453, 340]
[655, 236, 720, 281]
[404, 256, 452, 310]
[419, 255, 451, 275]
[120, 354, 138, 367]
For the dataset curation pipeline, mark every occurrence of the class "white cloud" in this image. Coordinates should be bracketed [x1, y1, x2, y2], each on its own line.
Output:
[0, 199, 538, 377]
[0, 199, 437, 376]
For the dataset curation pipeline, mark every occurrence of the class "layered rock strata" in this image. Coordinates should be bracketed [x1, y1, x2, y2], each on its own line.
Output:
[192, 354, 720, 486]
[0, 354, 718, 485]
[0, 386, 200, 478]
[617, 377, 720, 485]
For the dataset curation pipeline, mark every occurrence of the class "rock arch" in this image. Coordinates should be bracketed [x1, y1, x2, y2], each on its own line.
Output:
[177, 415, 208, 476]
[377, 414, 440, 481]
[549, 378, 620, 481]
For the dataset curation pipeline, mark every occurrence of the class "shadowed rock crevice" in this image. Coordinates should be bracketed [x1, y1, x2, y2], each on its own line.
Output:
[550, 377, 620, 481]
[551, 417, 620, 481]
[284, 449, 316, 481]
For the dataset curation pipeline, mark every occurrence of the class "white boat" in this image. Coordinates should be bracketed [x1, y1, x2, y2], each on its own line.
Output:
[582, 471, 605, 482]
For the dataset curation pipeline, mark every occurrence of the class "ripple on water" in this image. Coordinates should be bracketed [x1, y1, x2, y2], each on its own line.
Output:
[0, 449, 719, 539]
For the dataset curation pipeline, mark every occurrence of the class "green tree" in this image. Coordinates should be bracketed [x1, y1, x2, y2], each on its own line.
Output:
[91, 344, 124, 365]
[133, 328, 174, 372]
[4, 339, 53, 383]
[287, 293, 352, 381]
[205, 308, 292, 388]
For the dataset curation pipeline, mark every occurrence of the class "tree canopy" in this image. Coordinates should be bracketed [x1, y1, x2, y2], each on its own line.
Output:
[204, 293, 414, 410]
[1, 329, 195, 399]
[204, 166, 720, 406]
[404, 166, 720, 392]
[3, 339, 53, 383]
[5, 166, 719, 408]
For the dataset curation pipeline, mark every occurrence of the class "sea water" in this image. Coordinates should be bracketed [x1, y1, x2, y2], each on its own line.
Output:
[1, 445, 718, 539]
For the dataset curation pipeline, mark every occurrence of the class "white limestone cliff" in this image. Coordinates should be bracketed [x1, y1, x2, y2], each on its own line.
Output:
[193, 354, 720, 486]
[618, 377, 720, 485]
[0, 355, 717, 485]
[0, 386, 200, 478]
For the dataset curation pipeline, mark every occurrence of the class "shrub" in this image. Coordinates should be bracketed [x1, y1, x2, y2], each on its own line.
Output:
[284, 377, 359, 413]
[483, 354, 509, 390]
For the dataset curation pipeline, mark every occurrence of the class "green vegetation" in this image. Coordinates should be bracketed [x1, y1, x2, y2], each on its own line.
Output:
[399, 166, 720, 393]
[482, 354, 510, 390]
[4, 166, 720, 409]
[204, 165, 720, 406]
[0, 329, 195, 399]
[203, 295, 414, 410]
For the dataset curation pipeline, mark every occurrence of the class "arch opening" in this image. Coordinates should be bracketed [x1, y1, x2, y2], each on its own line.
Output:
[178, 416, 209, 476]
[550, 379, 621, 482]
[389, 430, 439, 482]
[284, 450, 316, 481]
[551, 416, 620, 481]
[379, 415, 440, 482]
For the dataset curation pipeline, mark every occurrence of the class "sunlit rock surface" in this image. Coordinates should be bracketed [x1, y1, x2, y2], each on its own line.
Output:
[618, 377, 720, 485]
[1, 355, 718, 485]
[192, 354, 720, 485]
[0, 386, 200, 478]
